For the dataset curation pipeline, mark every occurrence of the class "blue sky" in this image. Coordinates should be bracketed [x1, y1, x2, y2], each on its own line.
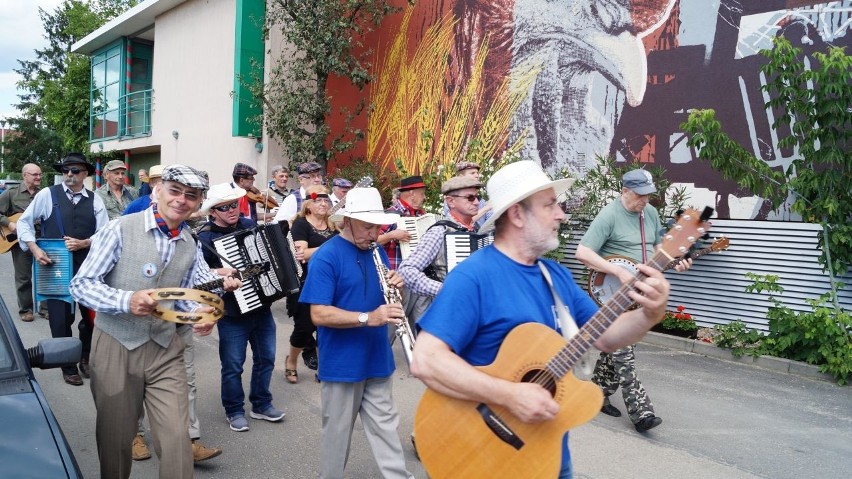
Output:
[0, 0, 64, 124]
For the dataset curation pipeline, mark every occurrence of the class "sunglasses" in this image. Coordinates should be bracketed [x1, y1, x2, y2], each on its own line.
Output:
[212, 201, 239, 212]
[61, 167, 83, 175]
[447, 194, 480, 202]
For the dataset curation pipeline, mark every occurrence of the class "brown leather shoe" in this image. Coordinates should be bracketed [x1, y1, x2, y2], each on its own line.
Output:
[78, 358, 90, 378]
[132, 434, 152, 461]
[20, 312, 34, 322]
[62, 372, 83, 386]
[192, 439, 222, 462]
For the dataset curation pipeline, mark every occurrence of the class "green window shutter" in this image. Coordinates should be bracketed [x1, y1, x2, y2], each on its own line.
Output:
[233, 0, 265, 137]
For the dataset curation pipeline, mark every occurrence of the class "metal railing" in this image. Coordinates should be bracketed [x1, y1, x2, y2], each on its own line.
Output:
[120, 89, 152, 138]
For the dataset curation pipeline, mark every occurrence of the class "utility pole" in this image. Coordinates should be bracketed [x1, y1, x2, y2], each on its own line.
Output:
[1, 118, 6, 174]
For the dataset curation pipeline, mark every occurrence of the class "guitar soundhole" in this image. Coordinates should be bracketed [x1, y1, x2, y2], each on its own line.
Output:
[521, 369, 557, 396]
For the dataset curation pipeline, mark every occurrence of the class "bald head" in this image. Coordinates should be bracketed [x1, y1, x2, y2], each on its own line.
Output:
[21, 163, 42, 190]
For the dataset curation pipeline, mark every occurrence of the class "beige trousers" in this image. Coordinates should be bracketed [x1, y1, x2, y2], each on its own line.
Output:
[90, 328, 192, 479]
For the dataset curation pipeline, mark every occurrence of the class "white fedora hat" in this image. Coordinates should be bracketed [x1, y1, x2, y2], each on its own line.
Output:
[478, 160, 575, 232]
[329, 187, 399, 225]
[200, 182, 246, 214]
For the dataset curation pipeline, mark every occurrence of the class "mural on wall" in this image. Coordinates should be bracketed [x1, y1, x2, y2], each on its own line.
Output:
[329, 0, 851, 220]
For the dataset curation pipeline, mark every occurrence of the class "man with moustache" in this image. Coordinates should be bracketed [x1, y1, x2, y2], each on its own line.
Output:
[0, 163, 45, 322]
[69, 165, 240, 478]
[196, 182, 285, 433]
[298, 187, 414, 479]
[575, 169, 690, 433]
[411, 161, 674, 478]
[17, 153, 109, 385]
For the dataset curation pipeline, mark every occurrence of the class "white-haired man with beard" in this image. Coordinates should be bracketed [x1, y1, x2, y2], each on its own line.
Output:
[411, 161, 674, 478]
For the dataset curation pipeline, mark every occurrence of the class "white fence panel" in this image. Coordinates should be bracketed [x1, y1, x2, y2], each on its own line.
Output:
[559, 219, 851, 332]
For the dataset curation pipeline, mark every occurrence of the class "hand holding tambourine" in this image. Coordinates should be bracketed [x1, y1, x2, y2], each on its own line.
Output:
[130, 288, 225, 333]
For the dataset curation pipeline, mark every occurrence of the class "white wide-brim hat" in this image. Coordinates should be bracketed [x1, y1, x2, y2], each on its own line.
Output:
[200, 182, 246, 214]
[329, 187, 399, 225]
[478, 160, 575, 232]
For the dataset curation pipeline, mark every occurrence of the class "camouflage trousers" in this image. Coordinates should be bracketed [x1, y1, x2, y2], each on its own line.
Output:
[590, 345, 655, 424]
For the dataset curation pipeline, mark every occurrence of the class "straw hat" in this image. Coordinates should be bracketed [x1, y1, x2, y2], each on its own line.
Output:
[478, 160, 574, 232]
[329, 187, 399, 225]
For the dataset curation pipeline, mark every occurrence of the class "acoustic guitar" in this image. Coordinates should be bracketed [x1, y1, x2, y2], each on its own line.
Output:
[413, 207, 714, 479]
[587, 236, 730, 307]
[0, 212, 22, 254]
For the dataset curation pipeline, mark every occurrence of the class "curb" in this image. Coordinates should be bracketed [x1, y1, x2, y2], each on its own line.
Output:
[640, 331, 838, 384]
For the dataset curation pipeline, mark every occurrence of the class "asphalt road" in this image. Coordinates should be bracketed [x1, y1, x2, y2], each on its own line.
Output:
[2, 251, 850, 478]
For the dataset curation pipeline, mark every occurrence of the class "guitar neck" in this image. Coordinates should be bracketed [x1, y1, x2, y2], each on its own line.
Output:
[662, 245, 712, 271]
[549, 251, 670, 376]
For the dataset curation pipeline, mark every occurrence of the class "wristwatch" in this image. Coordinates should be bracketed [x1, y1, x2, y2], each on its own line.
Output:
[358, 312, 369, 327]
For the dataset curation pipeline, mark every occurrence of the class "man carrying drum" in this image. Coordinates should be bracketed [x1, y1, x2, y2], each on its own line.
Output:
[70, 164, 240, 479]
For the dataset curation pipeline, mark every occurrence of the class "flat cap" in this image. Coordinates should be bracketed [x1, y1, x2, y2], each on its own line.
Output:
[455, 161, 481, 173]
[332, 177, 353, 188]
[161, 164, 210, 191]
[297, 162, 323, 175]
[104, 159, 127, 171]
[441, 175, 482, 194]
[232, 162, 257, 178]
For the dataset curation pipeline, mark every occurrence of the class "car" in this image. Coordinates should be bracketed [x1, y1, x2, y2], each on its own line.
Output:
[0, 296, 83, 478]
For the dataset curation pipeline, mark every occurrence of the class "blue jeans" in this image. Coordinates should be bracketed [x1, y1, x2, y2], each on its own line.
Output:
[217, 310, 276, 417]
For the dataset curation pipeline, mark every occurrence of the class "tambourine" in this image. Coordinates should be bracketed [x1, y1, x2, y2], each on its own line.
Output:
[148, 288, 224, 324]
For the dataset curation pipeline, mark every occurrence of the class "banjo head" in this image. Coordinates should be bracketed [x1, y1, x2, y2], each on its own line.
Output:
[587, 256, 639, 307]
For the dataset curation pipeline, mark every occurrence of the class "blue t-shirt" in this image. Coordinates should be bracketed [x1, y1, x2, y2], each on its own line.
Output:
[418, 245, 598, 366]
[298, 235, 396, 382]
[123, 195, 151, 215]
[417, 245, 598, 477]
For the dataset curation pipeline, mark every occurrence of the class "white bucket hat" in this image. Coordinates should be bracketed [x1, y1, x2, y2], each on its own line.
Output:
[478, 160, 575, 232]
[329, 187, 399, 225]
[200, 182, 246, 214]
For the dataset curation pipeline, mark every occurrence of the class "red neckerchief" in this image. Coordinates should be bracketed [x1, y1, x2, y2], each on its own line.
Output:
[152, 203, 181, 239]
[449, 211, 474, 231]
[398, 198, 423, 216]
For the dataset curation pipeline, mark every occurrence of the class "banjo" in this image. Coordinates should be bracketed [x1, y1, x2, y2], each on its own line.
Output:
[587, 236, 730, 307]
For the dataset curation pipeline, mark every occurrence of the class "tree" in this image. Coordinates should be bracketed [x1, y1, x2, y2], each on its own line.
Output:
[257, 0, 412, 167]
[10, 0, 136, 159]
[681, 37, 851, 277]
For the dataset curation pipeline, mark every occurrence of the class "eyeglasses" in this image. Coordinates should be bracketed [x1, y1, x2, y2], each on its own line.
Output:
[212, 201, 239, 212]
[447, 194, 480, 202]
[24, 172, 42, 177]
[165, 185, 201, 202]
[61, 167, 83, 175]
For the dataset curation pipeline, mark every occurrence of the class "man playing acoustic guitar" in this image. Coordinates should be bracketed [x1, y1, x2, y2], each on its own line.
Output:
[411, 161, 677, 478]
[576, 169, 691, 433]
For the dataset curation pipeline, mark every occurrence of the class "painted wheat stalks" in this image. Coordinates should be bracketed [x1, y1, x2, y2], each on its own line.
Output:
[367, 8, 539, 178]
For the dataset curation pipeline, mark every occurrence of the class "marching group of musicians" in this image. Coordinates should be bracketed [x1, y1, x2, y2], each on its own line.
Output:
[0, 153, 681, 479]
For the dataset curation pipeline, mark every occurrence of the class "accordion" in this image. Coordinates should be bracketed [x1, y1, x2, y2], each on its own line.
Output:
[445, 231, 494, 273]
[398, 214, 437, 260]
[213, 222, 301, 314]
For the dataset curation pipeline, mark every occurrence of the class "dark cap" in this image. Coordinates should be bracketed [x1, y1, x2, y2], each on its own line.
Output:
[54, 153, 95, 175]
[232, 162, 257, 178]
[399, 175, 426, 191]
[332, 177, 353, 188]
[297, 162, 323, 175]
[441, 175, 482, 194]
[622, 169, 656, 195]
[162, 164, 210, 192]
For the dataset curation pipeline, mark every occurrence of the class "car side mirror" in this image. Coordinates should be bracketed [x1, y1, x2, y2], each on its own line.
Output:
[26, 338, 82, 369]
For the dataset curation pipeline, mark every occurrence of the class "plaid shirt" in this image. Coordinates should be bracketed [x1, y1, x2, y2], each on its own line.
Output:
[381, 199, 424, 270]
